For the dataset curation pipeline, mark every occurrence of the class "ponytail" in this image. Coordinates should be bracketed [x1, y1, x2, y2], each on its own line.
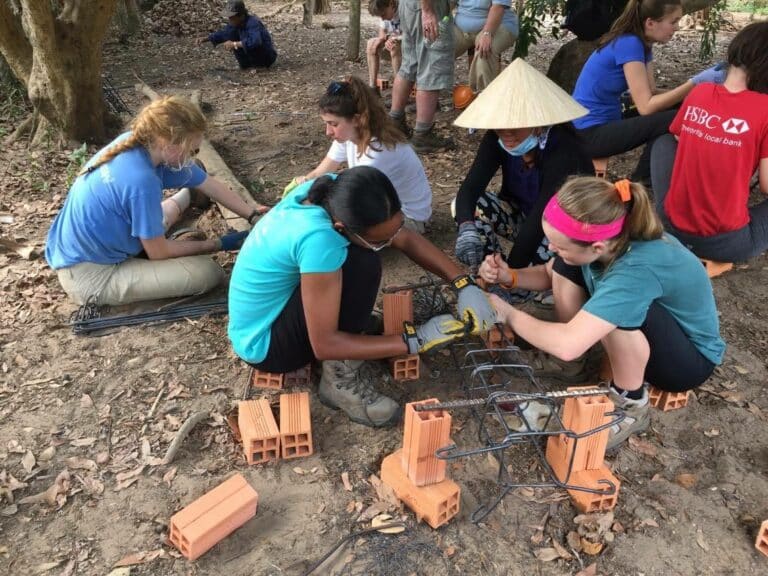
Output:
[318, 76, 406, 157]
[599, 0, 681, 50]
[306, 166, 401, 234]
[79, 95, 207, 177]
[554, 176, 663, 266]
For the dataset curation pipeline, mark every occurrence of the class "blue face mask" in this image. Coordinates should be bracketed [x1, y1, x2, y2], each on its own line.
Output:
[498, 133, 538, 156]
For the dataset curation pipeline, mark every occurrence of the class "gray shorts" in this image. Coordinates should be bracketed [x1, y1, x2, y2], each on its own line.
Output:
[398, 0, 454, 91]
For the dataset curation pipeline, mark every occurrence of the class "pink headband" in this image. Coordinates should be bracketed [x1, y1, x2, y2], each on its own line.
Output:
[543, 196, 625, 242]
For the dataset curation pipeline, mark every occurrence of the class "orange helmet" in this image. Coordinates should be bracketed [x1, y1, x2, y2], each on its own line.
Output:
[453, 84, 475, 110]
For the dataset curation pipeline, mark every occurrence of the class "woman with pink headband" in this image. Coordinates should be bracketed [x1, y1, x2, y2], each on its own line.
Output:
[480, 176, 724, 449]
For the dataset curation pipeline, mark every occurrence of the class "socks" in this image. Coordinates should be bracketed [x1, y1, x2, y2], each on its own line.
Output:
[610, 381, 645, 400]
[414, 121, 433, 134]
[389, 110, 405, 120]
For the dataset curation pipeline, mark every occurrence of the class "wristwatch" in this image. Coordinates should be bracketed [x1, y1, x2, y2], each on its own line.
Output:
[481, 30, 492, 37]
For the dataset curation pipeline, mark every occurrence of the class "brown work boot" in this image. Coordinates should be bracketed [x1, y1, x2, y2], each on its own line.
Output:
[522, 350, 593, 383]
[410, 128, 456, 154]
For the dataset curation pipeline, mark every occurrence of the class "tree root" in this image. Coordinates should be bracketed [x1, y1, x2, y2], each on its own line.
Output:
[6, 111, 36, 144]
[161, 411, 208, 465]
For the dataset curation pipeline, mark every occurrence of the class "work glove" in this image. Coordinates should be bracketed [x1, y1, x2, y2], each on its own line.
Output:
[454, 221, 484, 270]
[218, 230, 249, 251]
[282, 177, 304, 198]
[690, 61, 727, 85]
[452, 274, 497, 335]
[403, 314, 466, 354]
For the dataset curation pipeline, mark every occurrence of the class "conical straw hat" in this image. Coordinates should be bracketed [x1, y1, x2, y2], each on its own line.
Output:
[454, 58, 588, 129]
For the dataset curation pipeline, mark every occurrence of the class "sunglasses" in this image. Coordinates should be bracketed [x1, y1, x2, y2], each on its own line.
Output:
[352, 222, 404, 252]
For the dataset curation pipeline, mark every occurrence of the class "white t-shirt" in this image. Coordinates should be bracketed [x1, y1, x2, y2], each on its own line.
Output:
[327, 139, 432, 222]
[380, 17, 401, 37]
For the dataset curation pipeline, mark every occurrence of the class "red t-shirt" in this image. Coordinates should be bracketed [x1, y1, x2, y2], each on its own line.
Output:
[664, 84, 768, 236]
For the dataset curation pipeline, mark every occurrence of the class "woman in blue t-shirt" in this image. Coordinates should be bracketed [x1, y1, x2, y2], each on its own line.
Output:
[45, 96, 267, 306]
[228, 166, 497, 428]
[480, 176, 725, 449]
[572, 0, 725, 183]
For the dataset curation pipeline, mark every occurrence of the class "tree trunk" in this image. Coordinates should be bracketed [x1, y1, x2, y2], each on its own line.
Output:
[0, 1, 119, 144]
[314, 0, 332, 14]
[116, 0, 141, 40]
[346, 0, 361, 61]
[303, 0, 314, 26]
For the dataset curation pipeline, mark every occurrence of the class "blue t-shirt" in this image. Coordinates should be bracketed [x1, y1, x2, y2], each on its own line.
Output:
[45, 132, 207, 269]
[580, 235, 725, 365]
[228, 179, 349, 363]
[454, 0, 519, 35]
[572, 34, 652, 129]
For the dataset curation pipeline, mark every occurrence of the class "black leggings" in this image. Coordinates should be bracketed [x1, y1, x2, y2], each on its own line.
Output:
[577, 109, 677, 184]
[553, 257, 715, 392]
[651, 133, 768, 262]
[251, 245, 382, 373]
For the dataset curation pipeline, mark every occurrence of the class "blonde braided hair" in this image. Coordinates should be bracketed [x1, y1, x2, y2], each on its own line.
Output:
[79, 96, 207, 176]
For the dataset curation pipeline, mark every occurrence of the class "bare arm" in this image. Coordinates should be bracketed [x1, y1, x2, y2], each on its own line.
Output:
[391, 228, 464, 281]
[478, 254, 553, 291]
[195, 175, 268, 217]
[482, 4, 505, 34]
[301, 270, 409, 360]
[624, 61, 693, 115]
[304, 157, 342, 181]
[140, 235, 219, 260]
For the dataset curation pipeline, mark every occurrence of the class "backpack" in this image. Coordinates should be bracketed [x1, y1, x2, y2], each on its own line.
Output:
[561, 0, 627, 41]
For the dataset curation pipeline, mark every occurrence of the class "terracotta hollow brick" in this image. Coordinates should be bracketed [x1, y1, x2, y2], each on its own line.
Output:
[649, 386, 690, 411]
[169, 473, 259, 561]
[382, 290, 414, 336]
[546, 393, 613, 475]
[701, 259, 733, 279]
[376, 77, 391, 91]
[389, 354, 420, 381]
[285, 364, 312, 388]
[250, 368, 285, 390]
[381, 450, 460, 529]
[238, 399, 280, 464]
[401, 399, 451, 486]
[592, 157, 609, 178]
[481, 324, 514, 352]
[755, 520, 768, 557]
[566, 466, 621, 513]
[279, 392, 313, 460]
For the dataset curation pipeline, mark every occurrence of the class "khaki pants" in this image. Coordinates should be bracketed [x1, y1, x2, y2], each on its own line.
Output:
[453, 26, 516, 92]
[57, 256, 225, 306]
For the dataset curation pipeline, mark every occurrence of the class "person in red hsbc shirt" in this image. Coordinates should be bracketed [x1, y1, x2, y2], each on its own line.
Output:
[650, 21, 768, 262]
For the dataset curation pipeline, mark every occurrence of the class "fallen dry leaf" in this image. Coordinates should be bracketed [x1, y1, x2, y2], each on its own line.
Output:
[628, 436, 658, 457]
[533, 547, 560, 562]
[113, 549, 165, 567]
[341, 471, 352, 491]
[703, 428, 720, 438]
[38, 446, 56, 462]
[65, 457, 97, 472]
[21, 450, 36, 473]
[293, 467, 306, 475]
[7, 440, 25, 454]
[696, 529, 709, 551]
[551, 538, 573, 560]
[70, 437, 97, 448]
[675, 473, 697, 489]
[372, 513, 405, 534]
[80, 394, 94, 408]
[163, 466, 177, 487]
[444, 545, 456, 557]
[566, 530, 582, 551]
[34, 560, 64, 573]
[580, 538, 603, 556]
[0, 237, 37, 259]
[358, 501, 390, 522]
[19, 470, 70, 508]
[575, 562, 598, 576]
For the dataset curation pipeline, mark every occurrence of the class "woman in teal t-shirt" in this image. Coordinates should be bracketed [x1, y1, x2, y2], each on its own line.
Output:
[228, 166, 497, 428]
[572, 0, 724, 183]
[480, 176, 725, 450]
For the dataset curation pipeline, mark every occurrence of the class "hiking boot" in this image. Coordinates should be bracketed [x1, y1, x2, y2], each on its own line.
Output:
[409, 128, 455, 154]
[523, 350, 592, 383]
[606, 385, 651, 451]
[391, 114, 411, 137]
[318, 360, 400, 427]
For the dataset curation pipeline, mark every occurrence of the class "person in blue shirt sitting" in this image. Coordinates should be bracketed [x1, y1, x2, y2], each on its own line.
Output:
[228, 166, 497, 427]
[571, 0, 725, 184]
[480, 176, 725, 449]
[197, 0, 277, 70]
[45, 96, 268, 307]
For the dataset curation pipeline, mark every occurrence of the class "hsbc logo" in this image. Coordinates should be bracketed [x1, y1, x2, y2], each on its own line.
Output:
[722, 118, 749, 135]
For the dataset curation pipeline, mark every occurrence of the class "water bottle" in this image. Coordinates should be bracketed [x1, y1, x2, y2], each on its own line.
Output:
[424, 15, 451, 50]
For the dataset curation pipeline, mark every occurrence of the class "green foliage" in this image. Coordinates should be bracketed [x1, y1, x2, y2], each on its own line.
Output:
[0, 68, 28, 122]
[513, 0, 565, 59]
[726, 0, 768, 15]
[699, 0, 728, 60]
[65, 143, 90, 187]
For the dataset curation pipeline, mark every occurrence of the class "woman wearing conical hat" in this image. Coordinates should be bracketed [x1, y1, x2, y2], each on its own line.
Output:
[452, 59, 594, 290]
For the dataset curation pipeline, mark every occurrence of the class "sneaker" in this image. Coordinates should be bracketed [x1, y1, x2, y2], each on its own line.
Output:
[391, 114, 411, 137]
[409, 128, 455, 154]
[523, 350, 592, 383]
[532, 290, 554, 308]
[606, 385, 651, 451]
[318, 360, 400, 427]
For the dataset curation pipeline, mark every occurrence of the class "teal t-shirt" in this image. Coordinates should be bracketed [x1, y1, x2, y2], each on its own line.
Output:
[580, 235, 725, 365]
[228, 179, 349, 363]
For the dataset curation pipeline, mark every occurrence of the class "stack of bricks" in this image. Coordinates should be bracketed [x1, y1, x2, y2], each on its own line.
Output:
[381, 399, 460, 529]
[248, 364, 312, 391]
[701, 259, 733, 279]
[169, 473, 259, 560]
[545, 390, 621, 513]
[598, 357, 690, 412]
[481, 323, 514, 356]
[238, 392, 313, 465]
[383, 290, 420, 381]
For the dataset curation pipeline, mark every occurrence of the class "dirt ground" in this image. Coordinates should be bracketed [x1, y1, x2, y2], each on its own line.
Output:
[1, 2, 768, 575]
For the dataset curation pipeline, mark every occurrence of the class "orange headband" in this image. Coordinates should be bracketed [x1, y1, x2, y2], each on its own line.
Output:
[615, 179, 632, 203]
